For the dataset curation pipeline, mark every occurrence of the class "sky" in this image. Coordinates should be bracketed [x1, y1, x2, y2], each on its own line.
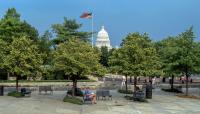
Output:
[1, 0, 200, 46]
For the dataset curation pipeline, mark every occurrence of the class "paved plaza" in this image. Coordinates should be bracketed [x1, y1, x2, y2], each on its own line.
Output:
[0, 89, 200, 114]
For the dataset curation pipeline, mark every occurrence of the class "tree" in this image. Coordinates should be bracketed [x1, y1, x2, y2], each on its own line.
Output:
[38, 30, 52, 64]
[157, 27, 200, 95]
[155, 37, 180, 90]
[0, 39, 8, 68]
[4, 8, 20, 20]
[99, 46, 110, 67]
[172, 27, 200, 96]
[109, 48, 131, 92]
[0, 8, 39, 43]
[51, 17, 91, 45]
[0, 40, 8, 80]
[2, 36, 44, 92]
[109, 33, 161, 93]
[53, 38, 105, 97]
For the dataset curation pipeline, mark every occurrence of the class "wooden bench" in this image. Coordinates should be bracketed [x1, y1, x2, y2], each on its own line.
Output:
[39, 86, 53, 95]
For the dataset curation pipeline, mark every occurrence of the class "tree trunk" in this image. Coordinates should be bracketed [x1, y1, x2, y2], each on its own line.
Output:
[16, 75, 19, 92]
[186, 72, 189, 96]
[171, 75, 174, 90]
[134, 76, 137, 92]
[125, 75, 128, 93]
[7, 72, 10, 80]
[129, 76, 132, 83]
[72, 78, 77, 97]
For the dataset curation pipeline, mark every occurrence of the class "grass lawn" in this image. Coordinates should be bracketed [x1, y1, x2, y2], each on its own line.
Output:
[63, 96, 83, 105]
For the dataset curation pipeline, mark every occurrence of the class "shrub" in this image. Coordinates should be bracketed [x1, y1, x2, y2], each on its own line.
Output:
[63, 96, 83, 105]
[124, 96, 148, 102]
[8, 91, 23, 98]
[118, 89, 133, 94]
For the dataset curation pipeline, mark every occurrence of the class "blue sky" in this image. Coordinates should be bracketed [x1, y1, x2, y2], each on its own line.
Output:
[1, 0, 200, 46]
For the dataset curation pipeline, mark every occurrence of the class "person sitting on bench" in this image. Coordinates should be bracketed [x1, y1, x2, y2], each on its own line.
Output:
[84, 87, 97, 104]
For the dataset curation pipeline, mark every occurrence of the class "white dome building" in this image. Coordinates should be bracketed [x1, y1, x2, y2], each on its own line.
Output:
[96, 26, 112, 49]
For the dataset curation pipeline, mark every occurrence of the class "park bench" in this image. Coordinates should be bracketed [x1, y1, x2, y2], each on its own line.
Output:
[133, 90, 145, 101]
[21, 88, 31, 97]
[96, 90, 112, 100]
[39, 86, 53, 95]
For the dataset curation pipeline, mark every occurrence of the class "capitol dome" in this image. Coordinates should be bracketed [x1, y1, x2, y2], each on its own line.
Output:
[97, 26, 109, 40]
[96, 26, 112, 49]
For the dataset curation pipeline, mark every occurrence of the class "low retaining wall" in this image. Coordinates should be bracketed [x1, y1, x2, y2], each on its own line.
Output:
[1, 82, 102, 91]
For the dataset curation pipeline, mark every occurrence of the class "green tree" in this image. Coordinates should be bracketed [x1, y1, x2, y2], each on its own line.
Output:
[157, 27, 200, 95]
[3, 36, 44, 91]
[38, 30, 52, 63]
[0, 39, 8, 68]
[109, 33, 161, 93]
[173, 27, 200, 95]
[0, 8, 39, 43]
[51, 17, 91, 45]
[100, 46, 109, 67]
[109, 48, 131, 92]
[53, 38, 105, 96]
[155, 37, 180, 90]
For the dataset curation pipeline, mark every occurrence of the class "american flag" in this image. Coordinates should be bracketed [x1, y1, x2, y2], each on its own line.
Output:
[80, 12, 92, 19]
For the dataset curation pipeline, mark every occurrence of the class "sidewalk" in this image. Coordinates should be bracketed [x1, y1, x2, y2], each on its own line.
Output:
[0, 89, 200, 114]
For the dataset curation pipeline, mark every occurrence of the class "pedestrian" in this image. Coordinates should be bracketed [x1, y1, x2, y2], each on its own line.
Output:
[152, 77, 156, 88]
[103, 77, 106, 83]
[121, 76, 126, 89]
[181, 76, 185, 84]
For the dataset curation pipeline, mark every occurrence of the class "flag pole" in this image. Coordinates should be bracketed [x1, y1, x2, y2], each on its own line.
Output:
[91, 14, 94, 48]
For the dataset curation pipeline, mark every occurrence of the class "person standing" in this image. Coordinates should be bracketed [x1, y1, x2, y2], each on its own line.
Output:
[121, 76, 126, 89]
[152, 77, 156, 89]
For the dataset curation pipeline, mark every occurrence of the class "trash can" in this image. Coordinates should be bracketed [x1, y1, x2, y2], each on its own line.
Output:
[0, 86, 4, 96]
[162, 77, 166, 83]
[146, 84, 152, 99]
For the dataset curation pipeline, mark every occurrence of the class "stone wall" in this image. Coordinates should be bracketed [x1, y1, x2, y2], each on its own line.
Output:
[1, 82, 102, 91]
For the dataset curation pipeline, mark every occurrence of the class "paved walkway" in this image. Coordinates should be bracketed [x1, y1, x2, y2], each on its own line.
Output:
[0, 89, 200, 114]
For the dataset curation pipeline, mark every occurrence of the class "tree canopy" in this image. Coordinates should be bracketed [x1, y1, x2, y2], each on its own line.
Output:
[110, 32, 161, 77]
[53, 38, 105, 96]
[53, 38, 105, 78]
[99, 46, 114, 67]
[156, 27, 200, 95]
[51, 17, 91, 45]
[0, 8, 39, 43]
[109, 32, 161, 92]
[3, 36, 44, 77]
